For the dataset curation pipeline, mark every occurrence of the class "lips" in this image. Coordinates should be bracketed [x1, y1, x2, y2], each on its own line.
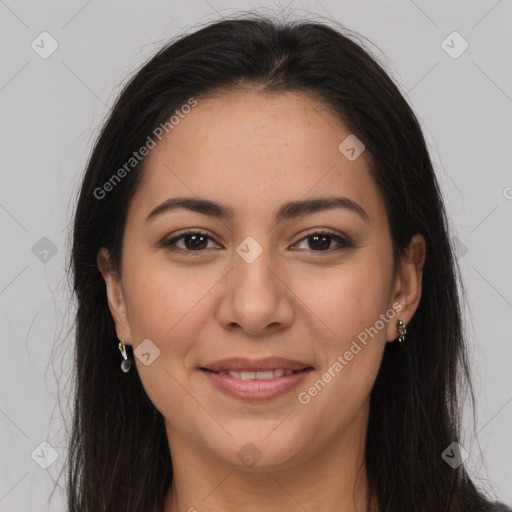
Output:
[200, 357, 313, 401]
[201, 356, 312, 373]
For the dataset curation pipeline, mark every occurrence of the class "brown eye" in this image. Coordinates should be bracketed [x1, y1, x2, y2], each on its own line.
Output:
[293, 231, 352, 252]
[162, 231, 218, 252]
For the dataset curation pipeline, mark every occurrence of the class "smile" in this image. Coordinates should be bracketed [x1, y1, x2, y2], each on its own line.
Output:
[200, 364, 313, 401]
[211, 369, 298, 379]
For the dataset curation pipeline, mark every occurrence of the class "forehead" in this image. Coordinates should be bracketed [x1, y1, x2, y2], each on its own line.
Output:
[128, 89, 384, 225]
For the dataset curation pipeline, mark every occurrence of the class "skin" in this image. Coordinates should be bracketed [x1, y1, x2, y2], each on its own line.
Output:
[98, 89, 426, 512]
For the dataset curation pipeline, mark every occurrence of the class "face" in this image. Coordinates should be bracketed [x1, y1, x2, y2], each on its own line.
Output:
[98, 89, 425, 471]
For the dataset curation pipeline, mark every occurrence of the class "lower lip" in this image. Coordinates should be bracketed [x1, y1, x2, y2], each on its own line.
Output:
[202, 369, 312, 401]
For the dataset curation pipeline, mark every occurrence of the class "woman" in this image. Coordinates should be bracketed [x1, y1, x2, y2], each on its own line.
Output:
[66, 13, 510, 512]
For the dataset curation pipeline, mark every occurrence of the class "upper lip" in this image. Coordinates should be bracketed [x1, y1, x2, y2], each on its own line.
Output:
[201, 357, 312, 372]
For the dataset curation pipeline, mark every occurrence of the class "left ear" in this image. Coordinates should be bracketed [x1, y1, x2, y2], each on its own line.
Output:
[386, 233, 426, 342]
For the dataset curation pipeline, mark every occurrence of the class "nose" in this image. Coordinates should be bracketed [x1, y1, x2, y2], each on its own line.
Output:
[215, 242, 295, 336]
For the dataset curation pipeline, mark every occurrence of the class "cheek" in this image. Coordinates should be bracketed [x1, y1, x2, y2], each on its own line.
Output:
[123, 253, 215, 340]
[290, 254, 392, 406]
[289, 258, 392, 348]
[121, 260, 210, 421]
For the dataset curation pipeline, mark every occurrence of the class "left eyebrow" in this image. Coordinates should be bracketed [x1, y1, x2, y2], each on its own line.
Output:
[145, 196, 369, 223]
[275, 196, 369, 223]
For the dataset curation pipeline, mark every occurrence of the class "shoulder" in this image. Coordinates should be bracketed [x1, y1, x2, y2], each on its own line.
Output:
[492, 503, 512, 512]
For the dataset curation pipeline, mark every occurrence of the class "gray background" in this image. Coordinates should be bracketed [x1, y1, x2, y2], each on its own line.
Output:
[1, 1, 511, 510]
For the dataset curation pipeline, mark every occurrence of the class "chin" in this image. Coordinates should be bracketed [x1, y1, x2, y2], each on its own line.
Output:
[212, 430, 311, 472]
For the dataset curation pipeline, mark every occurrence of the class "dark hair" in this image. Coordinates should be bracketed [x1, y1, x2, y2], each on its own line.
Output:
[66, 12, 500, 512]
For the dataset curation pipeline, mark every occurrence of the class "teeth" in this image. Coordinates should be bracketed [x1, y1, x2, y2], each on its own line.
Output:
[219, 369, 298, 380]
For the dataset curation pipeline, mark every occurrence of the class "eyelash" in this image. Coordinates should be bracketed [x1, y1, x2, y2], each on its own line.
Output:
[162, 229, 353, 254]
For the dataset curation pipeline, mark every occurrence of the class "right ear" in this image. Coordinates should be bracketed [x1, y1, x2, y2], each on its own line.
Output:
[97, 247, 133, 345]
